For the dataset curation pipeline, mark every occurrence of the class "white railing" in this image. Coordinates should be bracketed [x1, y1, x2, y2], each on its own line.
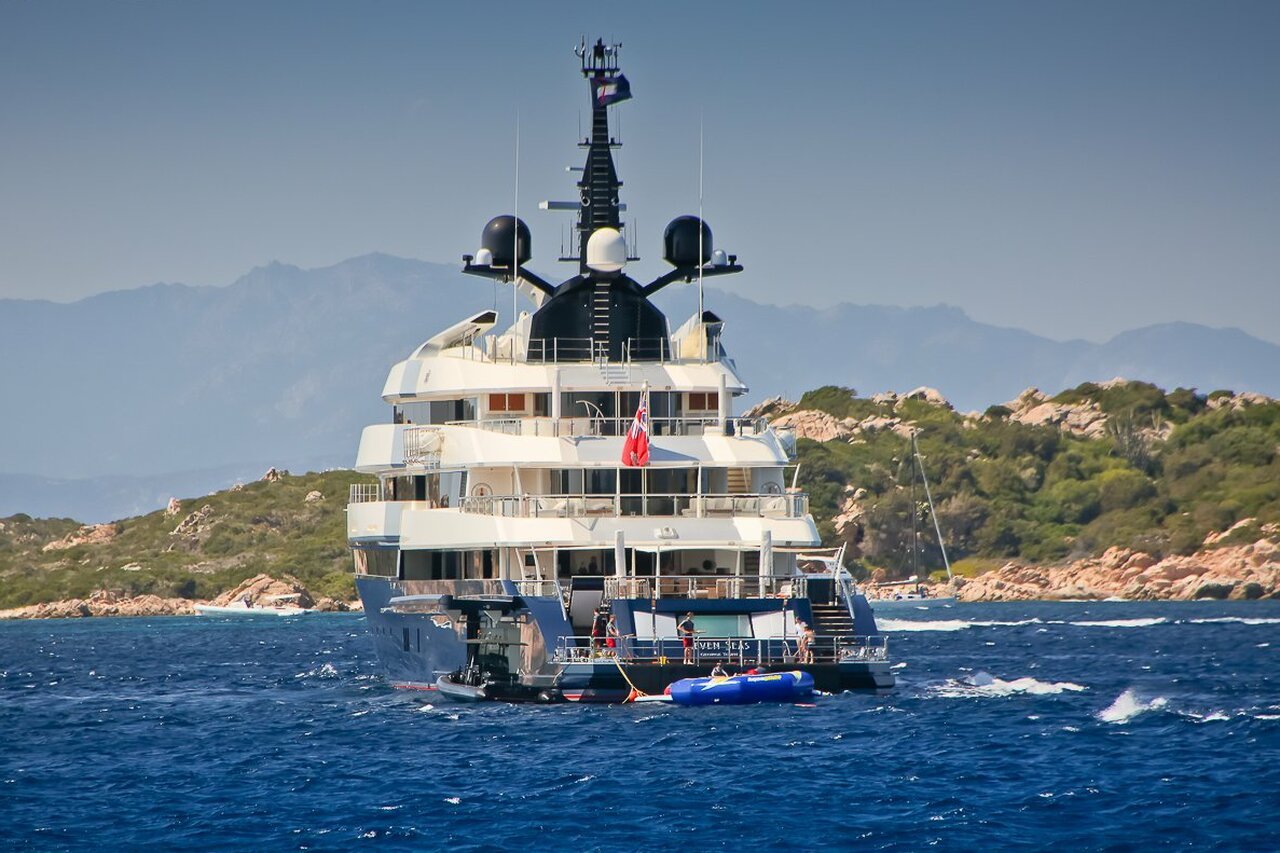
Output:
[443, 415, 769, 439]
[349, 483, 382, 503]
[602, 575, 809, 600]
[403, 427, 443, 467]
[552, 633, 889, 665]
[458, 492, 808, 520]
[510, 579, 564, 599]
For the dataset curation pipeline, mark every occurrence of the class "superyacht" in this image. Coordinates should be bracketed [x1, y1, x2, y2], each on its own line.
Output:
[346, 39, 893, 701]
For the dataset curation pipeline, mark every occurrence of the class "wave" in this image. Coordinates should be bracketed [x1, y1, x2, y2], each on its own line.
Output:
[294, 662, 339, 679]
[1097, 688, 1168, 723]
[878, 618, 971, 632]
[1069, 617, 1167, 628]
[1187, 617, 1280, 625]
[932, 672, 1087, 698]
[880, 617, 1043, 632]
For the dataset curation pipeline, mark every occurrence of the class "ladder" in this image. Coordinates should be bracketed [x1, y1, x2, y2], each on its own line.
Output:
[591, 283, 611, 349]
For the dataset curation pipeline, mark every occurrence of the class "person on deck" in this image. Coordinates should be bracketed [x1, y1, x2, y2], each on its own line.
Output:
[605, 613, 624, 657]
[678, 612, 697, 664]
[802, 621, 817, 664]
[591, 607, 609, 655]
[795, 620, 810, 663]
[710, 661, 728, 678]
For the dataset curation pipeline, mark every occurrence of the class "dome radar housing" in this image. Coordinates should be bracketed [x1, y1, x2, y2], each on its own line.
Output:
[663, 216, 712, 267]
[481, 216, 532, 268]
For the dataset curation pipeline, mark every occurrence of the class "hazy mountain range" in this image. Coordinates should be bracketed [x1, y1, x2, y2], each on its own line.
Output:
[3, 253, 1276, 522]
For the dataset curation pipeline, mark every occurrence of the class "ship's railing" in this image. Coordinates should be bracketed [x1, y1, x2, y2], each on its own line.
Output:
[524, 337, 595, 363]
[403, 426, 443, 467]
[443, 415, 768, 439]
[510, 579, 565, 600]
[349, 483, 382, 504]
[458, 492, 808, 520]
[551, 633, 889, 665]
[603, 575, 809, 600]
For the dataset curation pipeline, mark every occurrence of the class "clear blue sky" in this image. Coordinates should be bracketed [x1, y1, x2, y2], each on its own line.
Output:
[2, 1, 1277, 343]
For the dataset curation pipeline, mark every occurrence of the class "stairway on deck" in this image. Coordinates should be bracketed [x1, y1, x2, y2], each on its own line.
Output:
[809, 602, 855, 636]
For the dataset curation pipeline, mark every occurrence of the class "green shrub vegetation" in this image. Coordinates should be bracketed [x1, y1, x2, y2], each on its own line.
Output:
[4, 380, 1277, 604]
[795, 382, 1280, 578]
[0, 470, 370, 609]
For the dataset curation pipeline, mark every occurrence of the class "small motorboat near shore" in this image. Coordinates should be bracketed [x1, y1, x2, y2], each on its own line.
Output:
[194, 594, 313, 617]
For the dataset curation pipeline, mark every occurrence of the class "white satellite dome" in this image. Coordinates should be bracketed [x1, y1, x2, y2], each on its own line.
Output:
[585, 227, 627, 273]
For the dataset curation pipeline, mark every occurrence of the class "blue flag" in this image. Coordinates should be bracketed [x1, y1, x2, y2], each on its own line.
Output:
[593, 74, 632, 107]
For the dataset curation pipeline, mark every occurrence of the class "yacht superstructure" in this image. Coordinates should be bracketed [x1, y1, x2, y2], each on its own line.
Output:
[346, 39, 893, 701]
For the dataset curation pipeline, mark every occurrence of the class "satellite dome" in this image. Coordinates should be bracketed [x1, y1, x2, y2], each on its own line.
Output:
[663, 216, 712, 267]
[586, 227, 627, 273]
[481, 215, 531, 268]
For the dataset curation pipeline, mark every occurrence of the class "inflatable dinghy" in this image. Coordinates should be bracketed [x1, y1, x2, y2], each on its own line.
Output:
[667, 670, 815, 706]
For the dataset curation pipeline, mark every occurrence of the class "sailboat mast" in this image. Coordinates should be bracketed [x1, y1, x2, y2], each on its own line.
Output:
[913, 431, 954, 581]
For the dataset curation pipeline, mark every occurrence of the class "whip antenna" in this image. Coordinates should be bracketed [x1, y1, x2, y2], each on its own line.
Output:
[698, 112, 704, 336]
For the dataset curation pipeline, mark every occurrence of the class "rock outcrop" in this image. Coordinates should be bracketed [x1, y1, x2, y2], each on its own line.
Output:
[171, 505, 215, 537]
[41, 523, 120, 552]
[770, 410, 851, 443]
[261, 467, 288, 482]
[957, 539, 1280, 601]
[212, 573, 315, 608]
[999, 387, 1108, 438]
[304, 490, 324, 503]
[0, 590, 197, 620]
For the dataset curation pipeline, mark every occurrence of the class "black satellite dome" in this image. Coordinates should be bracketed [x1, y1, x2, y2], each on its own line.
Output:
[481, 215, 532, 268]
[663, 216, 712, 267]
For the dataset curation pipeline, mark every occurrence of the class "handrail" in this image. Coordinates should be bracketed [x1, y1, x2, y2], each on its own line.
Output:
[458, 492, 808, 520]
[442, 415, 769, 439]
[602, 574, 808, 600]
[552, 633, 889, 665]
[349, 483, 382, 504]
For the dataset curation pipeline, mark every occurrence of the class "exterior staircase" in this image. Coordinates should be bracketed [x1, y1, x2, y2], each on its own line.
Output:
[726, 467, 750, 493]
[600, 362, 630, 385]
[809, 601, 855, 638]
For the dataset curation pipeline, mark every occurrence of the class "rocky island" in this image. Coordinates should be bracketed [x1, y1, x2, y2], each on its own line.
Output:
[3, 380, 1279, 613]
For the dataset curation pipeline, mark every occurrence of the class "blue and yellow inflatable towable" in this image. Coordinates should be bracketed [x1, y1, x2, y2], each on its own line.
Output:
[667, 671, 815, 706]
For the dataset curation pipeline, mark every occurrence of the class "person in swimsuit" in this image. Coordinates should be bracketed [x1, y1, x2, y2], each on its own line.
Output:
[678, 612, 697, 664]
[710, 661, 728, 678]
[605, 613, 623, 657]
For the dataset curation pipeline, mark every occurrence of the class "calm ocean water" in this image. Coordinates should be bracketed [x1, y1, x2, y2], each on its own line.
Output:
[3, 601, 1278, 851]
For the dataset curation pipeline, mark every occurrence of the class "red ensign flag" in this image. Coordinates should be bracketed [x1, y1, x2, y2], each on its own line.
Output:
[621, 392, 650, 467]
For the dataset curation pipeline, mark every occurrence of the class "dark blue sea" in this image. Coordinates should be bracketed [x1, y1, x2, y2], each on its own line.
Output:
[3, 601, 1279, 851]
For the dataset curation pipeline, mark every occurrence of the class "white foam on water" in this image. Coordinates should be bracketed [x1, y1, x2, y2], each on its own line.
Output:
[1187, 617, 1280, 626]
[1181, 710, 1232, 723]
[444, 797, 461, 805]
[1070, 617, 1167, 628]
[294, 662, 340, 679]
[878, 618, 971, 632]
[932, 672, 1087, 698]
[1097, 688, 1169, 724]
[891, 662, 908, 670]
